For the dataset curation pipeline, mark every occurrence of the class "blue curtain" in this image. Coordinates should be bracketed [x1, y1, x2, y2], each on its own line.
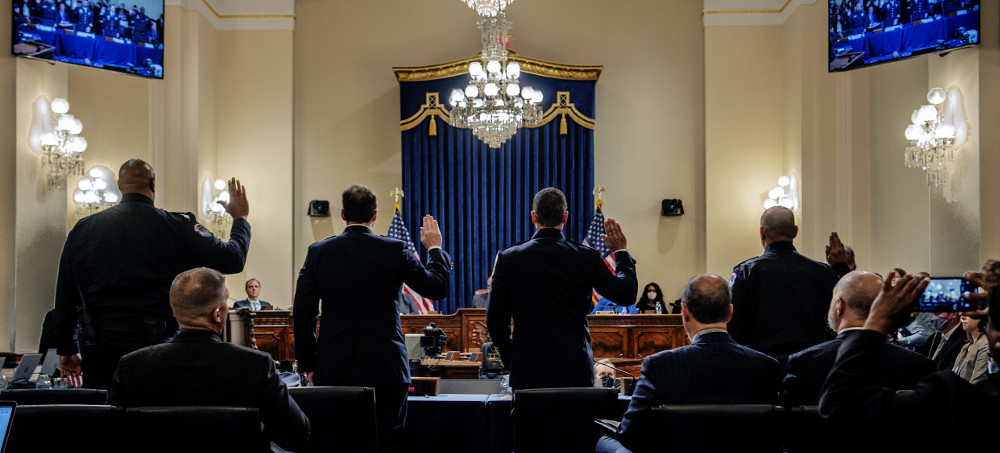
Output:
[398, 63, 597, 313]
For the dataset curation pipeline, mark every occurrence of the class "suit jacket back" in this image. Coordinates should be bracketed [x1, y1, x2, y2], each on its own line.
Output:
[292, 225, 451, 386]
[486, 228, 637, 389]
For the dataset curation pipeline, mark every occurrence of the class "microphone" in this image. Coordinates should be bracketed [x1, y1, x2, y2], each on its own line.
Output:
[594, 358, 635, 378]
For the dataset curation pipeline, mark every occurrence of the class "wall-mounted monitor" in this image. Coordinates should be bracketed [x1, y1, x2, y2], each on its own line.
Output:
[12, 0, 164, 79]
[829, 0, 979, 72]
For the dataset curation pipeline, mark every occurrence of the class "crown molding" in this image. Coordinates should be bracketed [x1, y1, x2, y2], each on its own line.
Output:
[704, 0, 816, 26]
[166, 0, 294, 30]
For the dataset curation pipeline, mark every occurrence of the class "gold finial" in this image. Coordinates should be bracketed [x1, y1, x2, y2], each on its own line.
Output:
[390, 187, 404, 211]
[593, 186, 605, 210]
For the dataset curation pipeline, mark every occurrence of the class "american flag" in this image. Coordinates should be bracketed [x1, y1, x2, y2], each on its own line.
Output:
[387, 206, 434, 314]
[583, 205, 616, 304]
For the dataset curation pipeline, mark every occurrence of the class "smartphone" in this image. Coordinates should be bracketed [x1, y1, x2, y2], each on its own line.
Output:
[915, 277, 978, 312]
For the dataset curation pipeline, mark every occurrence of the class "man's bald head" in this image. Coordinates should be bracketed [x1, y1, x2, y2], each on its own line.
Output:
[118, 158, 155, 199]
[760, 207, 797, 244]
[830, 271, 884, 328]
[170, 267, 228, 331]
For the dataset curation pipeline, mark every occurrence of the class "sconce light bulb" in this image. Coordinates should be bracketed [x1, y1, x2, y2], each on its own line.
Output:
[777, 176, 790, 187]
[51, 98, 70, 114]
[214, 179, 226, 191]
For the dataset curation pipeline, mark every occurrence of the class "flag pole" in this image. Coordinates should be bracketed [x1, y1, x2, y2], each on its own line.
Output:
[390, 187, 404, 213]
[593, 185, 605, 210]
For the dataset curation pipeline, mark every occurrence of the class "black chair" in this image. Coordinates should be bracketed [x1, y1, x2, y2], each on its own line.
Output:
[0, 388, 108, 405]
[7, 404, 125, 452]
[125, 406, 263, 453]
[513, 387, 619, 453]
[288, 386, 377, 453]
[649, 404, 783, 453]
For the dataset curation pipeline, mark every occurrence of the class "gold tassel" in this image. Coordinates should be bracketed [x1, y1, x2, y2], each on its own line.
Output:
[429, 116, 438, 136]
[559, 114, 567, 135]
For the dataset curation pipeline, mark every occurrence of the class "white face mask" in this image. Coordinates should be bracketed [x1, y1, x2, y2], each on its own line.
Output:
[647, 291, 657, 300]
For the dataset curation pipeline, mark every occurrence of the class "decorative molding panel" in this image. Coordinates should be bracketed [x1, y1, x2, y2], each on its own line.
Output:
[704, 0, 816, 26]
[166, 0, 294, 30]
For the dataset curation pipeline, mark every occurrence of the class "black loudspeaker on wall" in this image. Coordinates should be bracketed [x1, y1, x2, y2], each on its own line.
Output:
[661, 199, 684, 216]
[307, 200, 330, 217]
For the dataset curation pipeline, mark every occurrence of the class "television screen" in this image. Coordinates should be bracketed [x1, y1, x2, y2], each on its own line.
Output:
[828, 0, 979, 72]
[12, 0, 164, 79]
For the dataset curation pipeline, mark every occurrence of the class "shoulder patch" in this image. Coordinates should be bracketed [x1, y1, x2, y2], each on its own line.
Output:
[194, 223, 214, 238]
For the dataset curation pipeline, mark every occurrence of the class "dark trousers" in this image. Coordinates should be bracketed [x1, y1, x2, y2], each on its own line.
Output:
[374, 384, 409, 453]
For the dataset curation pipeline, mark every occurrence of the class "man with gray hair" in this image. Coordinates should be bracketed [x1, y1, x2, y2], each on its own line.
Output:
[728, 206, 850, 364]
[108, 267, 309, 452]
[596, 274, 781, 453]
[779, 271, 935, 406]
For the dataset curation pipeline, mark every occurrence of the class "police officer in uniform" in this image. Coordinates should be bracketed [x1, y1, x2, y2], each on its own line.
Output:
[53, 158, 251, 390]
[727, 206, 850, 367]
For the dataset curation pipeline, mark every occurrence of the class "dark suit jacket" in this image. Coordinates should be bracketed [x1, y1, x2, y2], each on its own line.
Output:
[613, 331, 782, 453]
[486, 228, 637, 389]
[820, 330, 1000, 451]
[107, 329, 309, 452]
[779, 329, 936, 406]
[233, 299, 272, 310]
[932, 326, 966, 371]
[292, 225, 451, 386]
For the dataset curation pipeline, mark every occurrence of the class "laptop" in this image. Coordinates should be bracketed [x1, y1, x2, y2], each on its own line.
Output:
[0, 400, 14, 453]
[39, 349, 59, 378]
[9, 354, 41, 386]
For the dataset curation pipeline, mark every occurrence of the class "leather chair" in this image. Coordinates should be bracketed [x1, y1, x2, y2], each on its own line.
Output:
[125, 406, 263, 453]
[649, 404, 783, 453]
[6, 404, 125, 452]
[0, 388, 108, 405]
[513, 387, 619, 453]
[288, 386, 377, 453]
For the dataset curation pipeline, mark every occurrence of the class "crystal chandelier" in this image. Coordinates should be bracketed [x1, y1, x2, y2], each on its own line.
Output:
[904, 87, 956, 187]
[73, 165, 120, 217]
[448, 9, 544, 148]
[460, 0, 514, 16]
[39, 97, 87, 190]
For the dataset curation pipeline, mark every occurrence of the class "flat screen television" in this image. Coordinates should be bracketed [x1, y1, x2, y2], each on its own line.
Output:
[828, 0, 979, 72]
[12, 0, 164, 79]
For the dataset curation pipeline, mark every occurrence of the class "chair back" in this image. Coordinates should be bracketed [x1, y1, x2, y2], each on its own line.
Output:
[0, 388, 108, 405]
[513, 387, 618, 453]
[125, 406, 263, 453]
[649, 404, 783, 453]
[289, 386, 377, 453]
[6, 404, 125, 452]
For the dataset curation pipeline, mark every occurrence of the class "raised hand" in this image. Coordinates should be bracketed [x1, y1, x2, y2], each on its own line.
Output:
[419, 215, 443, 249]
[219, 178, 249, 220]
[864, 270, 929, 334]
[826, 232, 847, 265]
[602, 218, 627, 251]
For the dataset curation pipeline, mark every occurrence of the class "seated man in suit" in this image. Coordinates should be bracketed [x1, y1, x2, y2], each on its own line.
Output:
[107, 267, 309, 452]
[779, 271, 936, 406]
[233, 278, 272, 310]
[596, 274, 781, 453]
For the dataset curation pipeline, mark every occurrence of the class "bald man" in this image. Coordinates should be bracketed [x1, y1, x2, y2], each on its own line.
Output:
[779, 271, 935, 406]
[108, 268, 309, 451]
[53, 158, 251, 390]
[727, 207, 850, 364]
[597, 275, 781, 453]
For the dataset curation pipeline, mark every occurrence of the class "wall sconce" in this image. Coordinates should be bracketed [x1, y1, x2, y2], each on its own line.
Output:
[38, 97, 87, 190]
[904, 87, 960, 187]
[201, 176, 232, 239]
[763, 175, 797, 211]
[72, 165, 120, 217]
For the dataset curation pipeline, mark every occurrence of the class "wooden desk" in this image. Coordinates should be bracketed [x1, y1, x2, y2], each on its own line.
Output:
[237, 309, 295, 364]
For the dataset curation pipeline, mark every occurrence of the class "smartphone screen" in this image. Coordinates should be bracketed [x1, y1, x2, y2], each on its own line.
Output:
[915, 277, 977, 312]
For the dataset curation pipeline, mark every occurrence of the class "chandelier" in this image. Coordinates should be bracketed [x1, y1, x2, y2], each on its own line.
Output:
[39, 98, 87, 190]
[448, 9, 544, 148]
[904, 87, 956, 187]
[73, 165, 120, 217]
[460, 0, 514, 16]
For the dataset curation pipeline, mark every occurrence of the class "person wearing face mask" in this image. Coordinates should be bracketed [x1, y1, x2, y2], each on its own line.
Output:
[636, 283, 664, 314]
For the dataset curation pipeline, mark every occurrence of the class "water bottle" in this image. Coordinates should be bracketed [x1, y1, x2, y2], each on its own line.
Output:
[35, 373, 52, 389]
[655, 301, 663, 314]
[620, 306, 628, 315]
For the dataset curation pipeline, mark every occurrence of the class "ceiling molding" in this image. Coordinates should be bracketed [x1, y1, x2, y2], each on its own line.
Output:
[166, 0, 294, 30]
[704, 0, 816, 26]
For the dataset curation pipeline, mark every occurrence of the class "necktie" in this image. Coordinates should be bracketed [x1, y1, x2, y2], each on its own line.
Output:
[252, 300, 260, 311]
